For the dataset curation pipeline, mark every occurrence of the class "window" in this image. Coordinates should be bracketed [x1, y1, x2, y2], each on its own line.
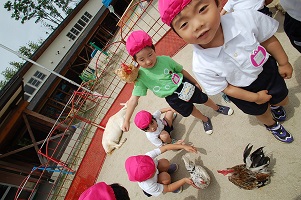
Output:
[24, 85, 36, 95]
[28, 78, 41, 87]
[34, 71, 46, 80]
[67, 32, 76, 40]
[66, 11, 93, 40]
[70, 27, 80, 36]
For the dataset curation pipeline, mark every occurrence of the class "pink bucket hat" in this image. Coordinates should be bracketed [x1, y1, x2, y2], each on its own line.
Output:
[158, 0, 191, 26]
[125, 155, 156, 182]
[126, 30, 153, 56]
[134, 110, 152, 130]
[79, 182, 116, 200]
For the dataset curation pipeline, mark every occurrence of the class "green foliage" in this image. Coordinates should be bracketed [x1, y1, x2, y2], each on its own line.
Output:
[4, 0, 79, 30]
[0, 40, 42, 90]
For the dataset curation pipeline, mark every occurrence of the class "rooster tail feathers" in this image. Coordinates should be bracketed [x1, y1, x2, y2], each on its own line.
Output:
[243, 143, 253, 165]
[244, 144, 270, 170]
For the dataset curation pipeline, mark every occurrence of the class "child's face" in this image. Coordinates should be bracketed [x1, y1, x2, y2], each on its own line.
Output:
[171, 0, 222, 48]
[135, 46, 157, 69]
[144, 119, 158, 132]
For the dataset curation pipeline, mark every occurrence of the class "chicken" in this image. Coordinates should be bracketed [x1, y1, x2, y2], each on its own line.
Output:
[115, 63, 138, 83]
[182, 154, 210, 189]
[217, 144, 270, 190]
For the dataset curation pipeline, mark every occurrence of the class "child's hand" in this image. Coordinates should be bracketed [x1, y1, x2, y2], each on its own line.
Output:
[122, 121, 130, 132]
[278, 62, 293, 79]
[255, 90, 272, 104]
[185, 178, 200, 189]
[175, 139, 185, 145]
[183, 144, 197, 153]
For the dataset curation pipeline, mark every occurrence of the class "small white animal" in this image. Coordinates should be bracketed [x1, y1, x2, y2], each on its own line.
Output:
[182, 154, 210, 189]
[102, 103, 127, 154]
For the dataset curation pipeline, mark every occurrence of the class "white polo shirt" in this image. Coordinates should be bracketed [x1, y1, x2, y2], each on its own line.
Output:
[280, 0, 301, 21]
[138, 148, 164, 197]
[192, 10, 278, 95]
[223, 0, 265, 12]
[145, 110, 165, 147]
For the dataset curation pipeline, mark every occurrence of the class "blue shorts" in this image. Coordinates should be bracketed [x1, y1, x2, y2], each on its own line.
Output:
[227, 57, 288, 115]
[162, 118, 173, 133]
[284, 13, 301, 53]
[165, 78, 209, 117]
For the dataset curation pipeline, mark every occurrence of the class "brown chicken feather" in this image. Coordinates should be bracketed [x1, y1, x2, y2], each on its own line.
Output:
[218, 144, 270, 190]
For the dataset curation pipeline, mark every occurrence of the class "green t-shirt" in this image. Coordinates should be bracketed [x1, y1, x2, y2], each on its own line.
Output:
[133, 56, 183, 98]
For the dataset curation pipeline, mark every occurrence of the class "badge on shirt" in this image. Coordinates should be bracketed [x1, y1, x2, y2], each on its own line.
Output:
[250, 45, 267, 67]
[169, 71, 180, 84]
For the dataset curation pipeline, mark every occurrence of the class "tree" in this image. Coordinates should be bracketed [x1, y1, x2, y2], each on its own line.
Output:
[0, 40, 42, 90]
[4, 0, 79, 31]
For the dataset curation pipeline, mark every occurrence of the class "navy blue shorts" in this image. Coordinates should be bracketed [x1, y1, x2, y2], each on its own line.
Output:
[162, 118, 173, 133]
[227, 57, 288, 115]
[165, 78, 209, 117]
[284, 13, 301, 53]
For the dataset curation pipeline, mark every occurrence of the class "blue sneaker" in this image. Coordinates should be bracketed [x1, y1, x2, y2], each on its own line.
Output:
[265, 121, 293, 143]
[167, 163, 178, 174]
[203, 117, 213, 135]
[216, 105, 234, 115]
[270, 106, 286, 121]
[172, 186, 183, 194]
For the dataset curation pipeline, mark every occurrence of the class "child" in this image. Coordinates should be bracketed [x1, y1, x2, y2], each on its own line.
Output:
[280, 0, 301, 53]
[125, 143, 198, 197]
[79, 182, 130, 200]
[122, 30, 233, 135]
[158, 0, 294, 143]
[220, 0, 273, 16]
[134, 108, 183, 147]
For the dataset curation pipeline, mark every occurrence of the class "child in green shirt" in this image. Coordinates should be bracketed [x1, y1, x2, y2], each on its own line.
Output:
[122, 30, 233, 135]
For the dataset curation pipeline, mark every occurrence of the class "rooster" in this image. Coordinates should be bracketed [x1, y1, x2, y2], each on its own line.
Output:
[182, 154, 210, 189]
[217, 144, 270, 190]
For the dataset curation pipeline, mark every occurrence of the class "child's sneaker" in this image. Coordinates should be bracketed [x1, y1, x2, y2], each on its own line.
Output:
[167, 163, 178, 174]
[216, 104, 234, 115]
[265, 121, 293, 143]
[203, 117, 213, 135]
[270, 106, 286, 122]
[171, 138, 178, 144]
[172, 113, 177, 121]
[172, 186, 183, 194]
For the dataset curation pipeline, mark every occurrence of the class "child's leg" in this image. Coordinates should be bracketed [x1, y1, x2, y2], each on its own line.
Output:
[191, 105, 209, 122]
[158, 172, 171, 185]
[256, 107, 275, 127]
[157, 158, 170, 172]
[203, 98, 219, 111]
[159, 130, 172, 144]
[271, 96, 289, 106]
[164, 110, 175, 126]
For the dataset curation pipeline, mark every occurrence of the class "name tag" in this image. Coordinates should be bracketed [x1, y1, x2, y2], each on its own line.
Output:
[250, 45, 267, 67]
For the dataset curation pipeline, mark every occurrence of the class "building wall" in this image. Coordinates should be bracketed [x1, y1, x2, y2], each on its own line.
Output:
[23, 0, 105, 102]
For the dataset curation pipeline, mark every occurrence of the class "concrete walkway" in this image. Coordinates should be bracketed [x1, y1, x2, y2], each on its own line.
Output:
[97, 2, 301, 200]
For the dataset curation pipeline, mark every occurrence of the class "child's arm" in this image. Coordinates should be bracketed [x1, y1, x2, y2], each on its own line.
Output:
[181, 69, 202, 91]
[159, 143, 197, 153]
[159, 107, 174, 114]
[163, 178, 198, 193]
[261, 36, 293, 79]
[122, 95, 140, 132]
[223, 84, 272, 104]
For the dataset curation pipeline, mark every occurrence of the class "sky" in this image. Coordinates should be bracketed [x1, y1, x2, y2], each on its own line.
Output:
[0, 3, 48, 81]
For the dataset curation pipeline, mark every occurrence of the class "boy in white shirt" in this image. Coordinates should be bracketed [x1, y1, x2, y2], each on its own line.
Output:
[220, 0, 272, 16]
[280, 0, 301, 53]
[134, 108, 183, 147]
[159, 0, 294, 143]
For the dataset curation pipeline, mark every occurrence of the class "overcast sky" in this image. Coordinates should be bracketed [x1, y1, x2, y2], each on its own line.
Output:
[0, 3, 48, 81]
